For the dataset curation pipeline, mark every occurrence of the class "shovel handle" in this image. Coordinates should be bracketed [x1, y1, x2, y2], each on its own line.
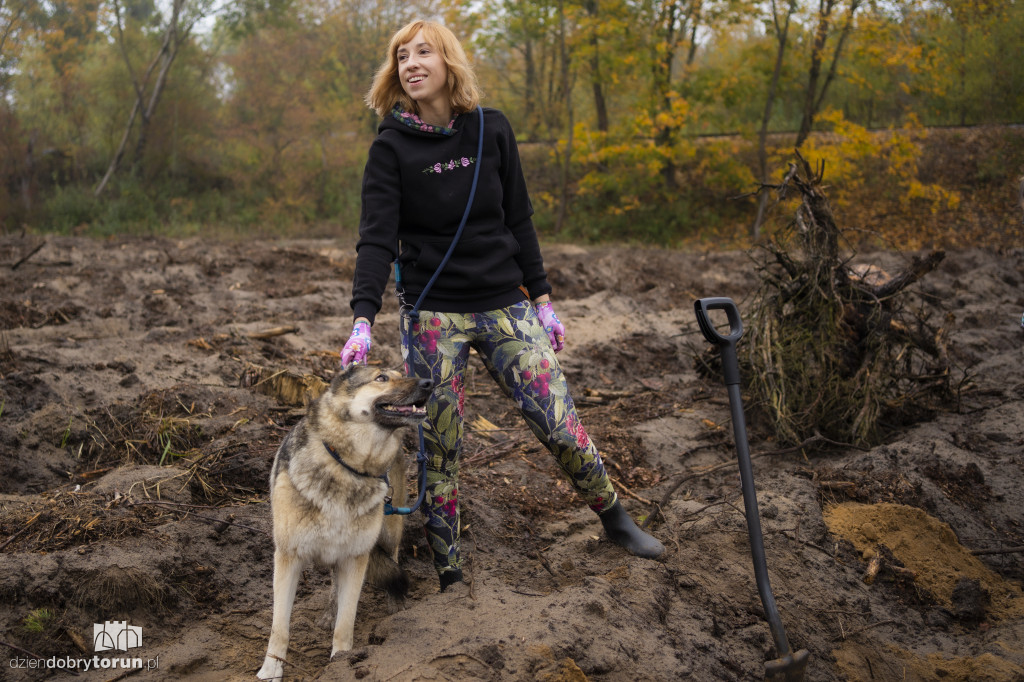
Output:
[694, 297, 743, 344]
[694, 297, 743, 385]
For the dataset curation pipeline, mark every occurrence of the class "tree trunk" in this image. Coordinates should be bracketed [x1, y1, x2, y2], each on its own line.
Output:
[20, 131, 36, 215]
[653, 0, 680, 191]
[524, 40, 536, 136]
[812, 0, 860, 115]
[584, 0, 608, 132]
[133, 0, 184, 175]
[555, 0, 574, 233]
[795, 0, 834, 149]
[795, 0, 860, 149]
[752, 0, 796, 238]
[94, 95, 142, 197]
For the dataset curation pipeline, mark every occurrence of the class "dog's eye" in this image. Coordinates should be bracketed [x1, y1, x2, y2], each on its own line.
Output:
[374, 374, 389, 383]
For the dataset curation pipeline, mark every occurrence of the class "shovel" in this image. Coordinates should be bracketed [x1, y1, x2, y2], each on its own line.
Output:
[694, 297, 810, 682]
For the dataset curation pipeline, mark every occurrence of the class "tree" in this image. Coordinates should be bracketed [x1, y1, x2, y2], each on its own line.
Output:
[95, 0, 220, 196]
[752, 0, 797, 237]
[794, 0, 862, 149]
[639, 0, 705, 190]
[581, 0, 608, 132]
[1, 0, 40, 222]
[554, 0, 573, 232]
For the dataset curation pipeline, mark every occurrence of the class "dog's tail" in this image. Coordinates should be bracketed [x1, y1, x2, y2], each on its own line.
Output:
[366, 542, 409, 611]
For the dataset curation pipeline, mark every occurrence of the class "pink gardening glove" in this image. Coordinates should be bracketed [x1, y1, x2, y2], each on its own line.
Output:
[340, 320, 372, 365]
[535, 301, 565, 353]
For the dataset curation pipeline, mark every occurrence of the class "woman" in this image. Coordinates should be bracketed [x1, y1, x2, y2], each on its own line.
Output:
[341, 20, 663, 592]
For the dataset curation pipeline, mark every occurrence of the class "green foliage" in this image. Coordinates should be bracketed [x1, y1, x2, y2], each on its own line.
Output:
[41, 185, 101, 232]
[3, 0, 1023, 244]
[22, 608, 54, 634]
[799, 110, 957, 210]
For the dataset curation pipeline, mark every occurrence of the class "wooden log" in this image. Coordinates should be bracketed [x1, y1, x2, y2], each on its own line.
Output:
[240, 364, 328, 406]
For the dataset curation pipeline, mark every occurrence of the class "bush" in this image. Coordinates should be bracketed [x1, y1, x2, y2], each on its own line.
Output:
[40, 185, 101, 233]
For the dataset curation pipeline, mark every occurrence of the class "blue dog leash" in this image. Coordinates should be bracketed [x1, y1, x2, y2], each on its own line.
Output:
[387, 105, 485, 517]
[383, 427, 428, 515]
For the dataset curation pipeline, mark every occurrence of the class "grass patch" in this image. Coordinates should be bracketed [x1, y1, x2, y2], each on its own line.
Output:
[22, 608, 54, 634]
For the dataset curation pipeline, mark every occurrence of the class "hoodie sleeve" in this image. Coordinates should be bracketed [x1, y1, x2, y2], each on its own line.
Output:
[496, 113, 552, 301]
[350, 137, 402, 324]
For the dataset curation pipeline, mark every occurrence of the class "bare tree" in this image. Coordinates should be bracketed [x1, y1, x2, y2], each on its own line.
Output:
[95, 0, 217, 197]
[794, 0, 862, 149]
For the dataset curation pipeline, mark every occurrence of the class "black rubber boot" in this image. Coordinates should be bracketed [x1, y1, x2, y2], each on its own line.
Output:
[598, 501, 665, 559]
[438, 568, 464, 592]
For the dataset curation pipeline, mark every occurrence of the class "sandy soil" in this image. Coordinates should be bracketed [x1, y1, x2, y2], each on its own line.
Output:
[1, 234, 1023, 682]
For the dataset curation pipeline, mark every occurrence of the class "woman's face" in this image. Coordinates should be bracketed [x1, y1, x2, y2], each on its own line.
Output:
[396, 30, 449, 111]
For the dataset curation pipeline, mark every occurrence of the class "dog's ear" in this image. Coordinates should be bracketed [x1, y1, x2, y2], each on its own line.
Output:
[333, 362, 371, 390]
[331, 363, 357, 390]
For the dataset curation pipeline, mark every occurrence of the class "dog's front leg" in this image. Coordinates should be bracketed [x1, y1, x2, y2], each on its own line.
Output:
[257, 549, 303, 680]
[330, 553, 370, 658]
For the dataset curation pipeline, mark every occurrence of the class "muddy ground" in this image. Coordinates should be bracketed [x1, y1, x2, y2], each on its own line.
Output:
[1, 234, 1023, 681]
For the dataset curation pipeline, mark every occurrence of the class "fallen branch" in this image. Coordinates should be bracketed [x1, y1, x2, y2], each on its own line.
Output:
[0, 638, 47, 661]
[610, 478, 653, 506]
[248, 325, 299, 340]
[870, 251, 945, 300]
[266, 653, 312, 676]
[971, 546, 1024, 556]
[11, 239, 46, 270]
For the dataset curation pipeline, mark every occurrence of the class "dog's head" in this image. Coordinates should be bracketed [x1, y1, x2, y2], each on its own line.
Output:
[327, 365, 433, 429]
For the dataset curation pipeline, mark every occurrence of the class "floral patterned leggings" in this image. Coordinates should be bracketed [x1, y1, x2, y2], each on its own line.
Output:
[400, 300, 618, 577]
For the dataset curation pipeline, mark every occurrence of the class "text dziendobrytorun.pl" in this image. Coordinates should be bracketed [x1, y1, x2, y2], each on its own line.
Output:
[9, 655, 160, 672]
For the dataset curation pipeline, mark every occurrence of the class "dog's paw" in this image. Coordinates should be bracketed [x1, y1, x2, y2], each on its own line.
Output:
[332, 646, 368, 663]
[256, 657, 284, 680]
[385, 592, 407, 615]
[329, 641, 354, 659]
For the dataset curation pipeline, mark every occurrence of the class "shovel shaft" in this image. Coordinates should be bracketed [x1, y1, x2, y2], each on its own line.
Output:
[727, 382, 792, 658]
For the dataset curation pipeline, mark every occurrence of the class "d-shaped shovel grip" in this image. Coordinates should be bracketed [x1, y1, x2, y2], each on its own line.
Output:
[694, 297, 743, 386]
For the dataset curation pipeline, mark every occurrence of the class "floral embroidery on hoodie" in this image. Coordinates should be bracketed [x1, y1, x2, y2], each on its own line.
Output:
[422, 156, 476, 175]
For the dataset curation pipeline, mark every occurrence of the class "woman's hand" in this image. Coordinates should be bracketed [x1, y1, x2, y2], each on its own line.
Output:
[535, 301, 565, 353]
[340, 319, 372, 365]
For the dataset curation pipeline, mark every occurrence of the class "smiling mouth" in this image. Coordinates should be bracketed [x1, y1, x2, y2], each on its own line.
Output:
[377, 403, 426, 417]
[375, 394, 428, 422]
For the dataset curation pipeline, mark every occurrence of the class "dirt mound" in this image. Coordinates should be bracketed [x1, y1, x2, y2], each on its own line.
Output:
[824, 502, 1024, 619]
[1, 235, 1023, 681]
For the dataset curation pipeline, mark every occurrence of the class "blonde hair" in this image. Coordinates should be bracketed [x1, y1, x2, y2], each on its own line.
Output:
[365, 20, 480, 119]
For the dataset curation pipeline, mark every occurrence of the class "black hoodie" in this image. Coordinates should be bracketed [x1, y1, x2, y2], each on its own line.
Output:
[350, 107, 552, 324]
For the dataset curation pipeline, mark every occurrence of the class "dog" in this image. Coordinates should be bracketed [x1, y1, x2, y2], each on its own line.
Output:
[256, 364, 432, 681]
